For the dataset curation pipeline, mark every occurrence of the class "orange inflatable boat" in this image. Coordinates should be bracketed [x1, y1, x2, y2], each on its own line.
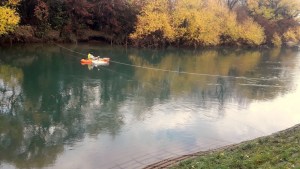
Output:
[80, 59, 92, 64]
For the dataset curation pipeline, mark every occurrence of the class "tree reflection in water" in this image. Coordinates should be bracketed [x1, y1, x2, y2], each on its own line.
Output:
[127, 48, 295, 119]
[0, 45, 298, 168]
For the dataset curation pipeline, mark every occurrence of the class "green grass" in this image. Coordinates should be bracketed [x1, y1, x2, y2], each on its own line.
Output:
[171, 125, 300, 169]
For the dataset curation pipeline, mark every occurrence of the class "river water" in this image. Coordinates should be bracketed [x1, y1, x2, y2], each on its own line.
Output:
[1, 44, 300, 169]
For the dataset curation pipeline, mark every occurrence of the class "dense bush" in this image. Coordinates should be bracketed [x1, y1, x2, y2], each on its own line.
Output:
[2, 0, 300, 47]
[0, 0, 20, 35]
[130, 0, 266, 47]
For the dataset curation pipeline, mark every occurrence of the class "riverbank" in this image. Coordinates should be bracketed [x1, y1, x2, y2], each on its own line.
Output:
[1, 26, 299, 50]
[0, 26, 111, 45]
[144, 124, 300, 169]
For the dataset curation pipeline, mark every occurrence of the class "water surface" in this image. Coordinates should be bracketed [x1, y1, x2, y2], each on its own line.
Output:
[1, 45, 300, 169]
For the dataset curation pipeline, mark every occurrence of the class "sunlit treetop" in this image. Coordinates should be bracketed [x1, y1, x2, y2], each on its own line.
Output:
[0, 6, 20, 35]
[0, 0, 20, 6]
[247, 0, 300, 20]
[130, 0, 175, 41]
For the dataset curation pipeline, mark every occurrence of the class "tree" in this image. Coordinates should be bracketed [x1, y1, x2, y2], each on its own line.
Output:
[34, 0, 49, 37]
[247, 0, 300, 20]
[220, 0, 241, 10]
[276, 0, 300, 19]
[238, 18, 266, 45]
[218, 6, 265, 46]
[18, 0, 37, 25]
[246, 0, 300, 45]
[130, 0, 175, 47]
[0, 0, 20, 35]
[272, 32, 282, 47]
[172, 0, 225, 46]
[34, 0, 49, 22]
[64, 0, 93, 32]
[283, 27, 300, 43]
[90, 0, 139, 45]
[130, 0, 265, 47]
[48, 0, 67, 30]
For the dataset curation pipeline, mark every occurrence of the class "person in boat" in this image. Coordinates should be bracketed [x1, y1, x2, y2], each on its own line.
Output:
[88, 53, 102, 60]
[88, 53, 96, 60]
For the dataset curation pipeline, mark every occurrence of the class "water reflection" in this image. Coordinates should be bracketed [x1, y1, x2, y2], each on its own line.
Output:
[0, 65, 23, 114]
[0, 45, 299, 169]
[127, 48, 294, 118]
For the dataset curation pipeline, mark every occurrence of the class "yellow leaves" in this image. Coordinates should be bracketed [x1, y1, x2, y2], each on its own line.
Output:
[271, 33, 282, 47]
[283, 26, 300, 43]
[7, 0, 20, 6]
[172, 0, 224, 46]
[247, 0, 259, 11]
[130, 0, 175, 41]
[0, 6, 20, 35]
[0, 0, 20, 35]
[131, 12, 174, 40]
[247, 0, 300, 20]
[278, 0, 300, 19]
[239, 18, 266, 46]
[247, 0, 277, 19]
[130, 0, 266, 47]
[221, 10, 266, 46]
[222, 11, 240, 41]
[190, 11, 221, 45]
[211, 6, 265, 46]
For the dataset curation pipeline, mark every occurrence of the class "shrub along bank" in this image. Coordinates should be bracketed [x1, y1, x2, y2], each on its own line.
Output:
[1, 0, 300, 48]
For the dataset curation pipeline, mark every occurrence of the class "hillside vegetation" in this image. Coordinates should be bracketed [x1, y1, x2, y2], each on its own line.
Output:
[1, 0, 300, 47]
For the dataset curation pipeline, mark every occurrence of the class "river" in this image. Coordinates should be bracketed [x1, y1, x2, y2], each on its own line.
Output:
[0, 44, 300, 169]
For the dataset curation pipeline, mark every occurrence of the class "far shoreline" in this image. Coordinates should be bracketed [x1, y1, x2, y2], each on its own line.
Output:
[1, 28, 299, 50]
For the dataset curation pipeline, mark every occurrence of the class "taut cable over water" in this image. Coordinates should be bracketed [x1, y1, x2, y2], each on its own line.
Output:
[55, 43, 277, 82]
[1, 44, 299, 169]
[54, 43, 273, 135]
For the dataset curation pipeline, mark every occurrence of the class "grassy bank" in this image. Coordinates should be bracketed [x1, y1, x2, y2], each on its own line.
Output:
[170, 124, 300, 169]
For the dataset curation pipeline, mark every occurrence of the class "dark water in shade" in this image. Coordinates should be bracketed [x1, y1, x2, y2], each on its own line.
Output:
[0, 44, 300, 169]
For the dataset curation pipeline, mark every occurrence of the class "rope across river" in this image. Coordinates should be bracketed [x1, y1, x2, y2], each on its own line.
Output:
[55, 43, 277, 82]
[55, 43, 268, 149]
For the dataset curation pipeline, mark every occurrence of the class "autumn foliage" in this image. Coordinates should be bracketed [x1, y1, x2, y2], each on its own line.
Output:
[0, 0, 20, 35]
[130, 0, 266, 47]
[130, 0, 175, 47]
[283, 27, 300, 43]
[1, 0, 300, 47]
[247, 0, 300, 46]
